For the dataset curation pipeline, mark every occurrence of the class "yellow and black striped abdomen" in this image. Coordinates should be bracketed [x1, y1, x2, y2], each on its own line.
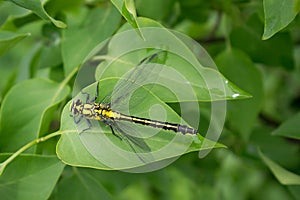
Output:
[113, 112, 198, 135]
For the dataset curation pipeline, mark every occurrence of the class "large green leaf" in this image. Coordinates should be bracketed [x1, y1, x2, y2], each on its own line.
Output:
[62, 6, 121, 75]
[0, 79, 70, 152]
[95, 52, 249, 103]
[57, 95, 225, 171]
[0, 154, 65, 200]
[259, 149, 300, 185]
[263, 0, 300, 40]
[215, 48, 263, 140]
[272, 112, 300, 140]
[7, 0, 66, 28]
[0, 30, 29, 55]
[95, 18, 250, 102]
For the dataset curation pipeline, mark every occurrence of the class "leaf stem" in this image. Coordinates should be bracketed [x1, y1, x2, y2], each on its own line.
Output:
[51, 66, 79, 103]
[0, 131, 62, 176]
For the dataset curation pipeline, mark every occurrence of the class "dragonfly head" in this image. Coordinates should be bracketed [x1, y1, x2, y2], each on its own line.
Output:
[70, 99, 83, 116]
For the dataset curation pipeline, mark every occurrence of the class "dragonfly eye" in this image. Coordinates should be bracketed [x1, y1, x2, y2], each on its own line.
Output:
[70, 99, 82, 115]
[70, 101, 74, 112]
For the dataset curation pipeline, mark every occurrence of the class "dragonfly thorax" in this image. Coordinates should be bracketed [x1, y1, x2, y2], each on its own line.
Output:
[70, 99, 115, 121]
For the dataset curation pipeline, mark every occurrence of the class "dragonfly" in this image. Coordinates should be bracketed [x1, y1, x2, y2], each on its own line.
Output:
[70, 51, 198, 161]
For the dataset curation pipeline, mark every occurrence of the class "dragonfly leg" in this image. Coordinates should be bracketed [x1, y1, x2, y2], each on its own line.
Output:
[109, 125, 123, 141]
[80, 81, 99, 103]
[81, 90, 93, 103]
[138, 52, 158, 64]
[88, 81, 99, 103]
[74, 115, 83, 124]
[79, 118, 92, 134]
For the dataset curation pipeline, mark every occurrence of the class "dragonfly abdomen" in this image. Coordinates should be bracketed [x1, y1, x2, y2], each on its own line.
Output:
[114, 113, 198, 135]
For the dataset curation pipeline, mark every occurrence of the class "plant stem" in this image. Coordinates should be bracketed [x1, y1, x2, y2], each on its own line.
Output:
[0, 131, 62, 175]
[0, 62, 79, 176]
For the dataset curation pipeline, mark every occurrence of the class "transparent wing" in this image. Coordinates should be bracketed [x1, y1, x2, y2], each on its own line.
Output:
[111, 122, 154, 163]
[100, 51, 168, 113]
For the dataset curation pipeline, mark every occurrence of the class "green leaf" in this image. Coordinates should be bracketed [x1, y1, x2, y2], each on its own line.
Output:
[61, 6, 121, 75]
[96, 18, 250, 102]
[7, 0, 66, 28]
[0, 30, 30, 55]
[215, 48, 263, 140]
[259, 149, 300, 185]
[0, 1, 32, 30]
[0, 154, 65, 200]
[263, 0, 300, 40]
[272, 112, 300, 140]
[297, 0, 300, 11]
[57, 93, 225, 171]
[96, 53, 250, 103]
[110, 0, 144, 38]
[251, 124, 300, 168]
[51, 167, 112, 200]
[177, 0, 211, 23]
[37, 43, 62, 69]
[288, 185, 300, 199]
[230, 14, 295, 70]
[135, 0, 176, 21]
[0, 79, 70, 152]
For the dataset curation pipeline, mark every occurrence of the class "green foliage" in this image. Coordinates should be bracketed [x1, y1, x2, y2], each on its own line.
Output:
[230, 20, 295, 69]
[263, 0, 300, 40]
[216, 48, 264, 140]
[6, 0, 66, 28]
[0, 154, 65, 200]
[272, 111, 300, 139]
[0, 31, 29, 55]
[62, 4, 121, 74]
[0, 79, 69, 152]
[0, 0, 300, 199]
[259, 149, 300, 185]
[111, 0, 143, 38]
